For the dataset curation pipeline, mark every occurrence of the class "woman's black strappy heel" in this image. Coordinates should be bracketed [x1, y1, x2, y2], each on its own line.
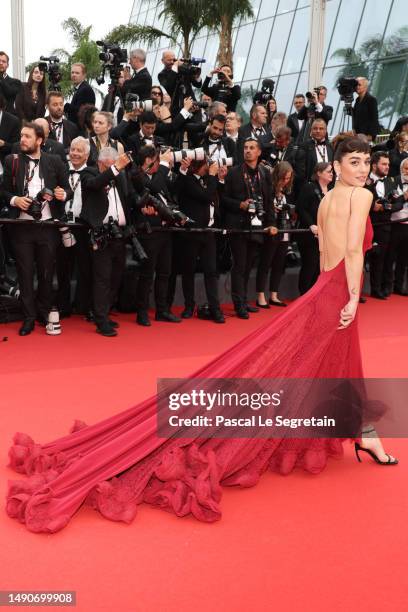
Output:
[355, 427, 398, 465]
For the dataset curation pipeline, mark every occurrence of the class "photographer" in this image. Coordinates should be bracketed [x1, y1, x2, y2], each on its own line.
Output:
[133, 145, 181, 326]
[56, 137, 93, 319]
[297, 118, 333, 185]
[367, 153, 406, 298]
[46, 91, 79, 152]
[157, 50, 178, 98]
[304, 86, 333, 125]
[287, 94, 307, 141]
[123, 49, 152, 102]
[64, 63, 96, 127]
[221, 137, 278, 318]
[2, 122, 71, 336]
[0, 93, 20, 170]
[199, 114, 237, 164]
[352, 77, 380, 141]
[12, 118, 67, 165]
[389, 132, 408, 177]
[237, 104, 271, 163]
[176, 157, 226, 323]
[256, 161, 295, 308]
[80, 148, 134, 336]
[201, 65, 241, 112]
[376, 152, 408, 299]
[0, 51, 21, 114]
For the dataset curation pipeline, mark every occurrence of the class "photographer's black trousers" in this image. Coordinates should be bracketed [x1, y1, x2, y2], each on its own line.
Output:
[229, 234, 259, 308]
[256, 237, 288, 294]
[296, 233, 320, 295]
[181, 233, 220, 310]
[9, 224, 59, 321]
[91, 238, 126, 325]
[135, 233, 171, 313]
[56, 228, 93, 315]
[369, 241, 389, 294]
[383, 224, 408, 292]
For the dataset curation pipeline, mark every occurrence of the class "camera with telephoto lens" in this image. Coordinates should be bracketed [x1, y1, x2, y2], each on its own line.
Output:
[125, 93, 153, 113]
[38, 56, 62, 91]
[305, 87, 322, 115]
[169, 147, 206, 164]
[275, 200, 294, 232]
[107, 216, 123, 239]
[122, 225, 148, 266]
[208, 157, 234, 169]
[337, 77, 358, 115]
[247, 195, 265, 219]
[139, 190, 194, 226]
[26, 188, 54, 221]
[193, 100, 210, 109]
[253, 79, 275, 105]
[96, 40, 128, 86]
[0, 275, 20, 299]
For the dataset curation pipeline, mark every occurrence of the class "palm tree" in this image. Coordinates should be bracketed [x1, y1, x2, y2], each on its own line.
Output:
[106, 0, 208, 58]
[204, 0, 254, 67]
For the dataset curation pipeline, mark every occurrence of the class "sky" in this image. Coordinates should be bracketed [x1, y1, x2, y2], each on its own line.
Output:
[1, 0, 134, 74]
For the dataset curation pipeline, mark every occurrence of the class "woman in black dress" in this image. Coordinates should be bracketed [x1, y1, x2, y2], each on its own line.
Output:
[15, 65, 47, 122]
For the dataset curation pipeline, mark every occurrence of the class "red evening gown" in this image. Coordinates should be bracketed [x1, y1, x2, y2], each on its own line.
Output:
[5, 220, 373, 533]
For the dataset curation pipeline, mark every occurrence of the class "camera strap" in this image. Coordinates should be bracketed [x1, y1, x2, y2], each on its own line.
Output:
[23, 158, 40, 197]
[242, 164, 261, 200]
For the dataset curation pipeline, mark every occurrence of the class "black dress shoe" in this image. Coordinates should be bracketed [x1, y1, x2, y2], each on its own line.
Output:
[96, 322, 117, 337]
[181, 305, 195, 318]
[19, 319, 35, 336]
[256, 300, 270, 309]
[393, 288, 408, 296]
[246, 303, 260, 313]
[155, 311, 181, 322]
[136, 311, 151, 326]
[371, 291, 387, 300]
[235, 306, 249, 319]
[269, 299, 287, 307]
[108, 319, 119, 328]
[210, 308, 225, 324]
[85, 311, 95, 322]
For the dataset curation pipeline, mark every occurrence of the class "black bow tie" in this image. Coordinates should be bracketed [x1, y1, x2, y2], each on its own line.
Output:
[314, 140, 326, 146]
[69, 169, 81, 175]
[375, 178, 385, 183]
[51, 121, 62, 128]
[24, 155, 39, 165]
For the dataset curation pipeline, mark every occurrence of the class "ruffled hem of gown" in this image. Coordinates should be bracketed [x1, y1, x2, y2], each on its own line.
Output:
[6, 431, 347, 533]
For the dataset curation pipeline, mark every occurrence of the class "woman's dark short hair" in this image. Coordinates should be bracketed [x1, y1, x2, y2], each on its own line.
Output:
[311, 162, 332, 182]
[333, 137, 371, 162]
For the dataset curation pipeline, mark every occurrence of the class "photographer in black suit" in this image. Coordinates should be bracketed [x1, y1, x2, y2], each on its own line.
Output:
[287, 94, 307, 142]
[306, 86, 333, 125]
[12, 118, 67, 165]
[46, 91, 79, 152]
[383, 158, 408, 296]
[0, 51, 21, 114]
[176, 157, 226, 323]
[221, 137, 278, 318]
[352, 77, 380, 141]
[198, 114, 237, 164]
[132, 145, 181, 327]
[64, 63, 96, 127]
[0, 93, 20, 167]
[237, 104, 271, 163]
[2, 122, 71, 335]
[201, 65, 241, 112]
[80, 147, 134, 336]
[297, 119, 334, 185]
[366, 151, 404, 299]
[122, 49, 152, 102]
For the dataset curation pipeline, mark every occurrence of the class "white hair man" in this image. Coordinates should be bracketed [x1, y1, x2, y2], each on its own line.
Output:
[123, 48, 152, 101]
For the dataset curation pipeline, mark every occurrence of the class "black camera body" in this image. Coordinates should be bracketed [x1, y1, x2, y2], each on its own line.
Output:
[253, 79, 275, 105]
[178, 57, 206, 80]
[248, 195, 265, 219]
[26, 188, 54, 221]
[38, 56, 62, 91]
[139, 190, 194, 226]
[96, 40, 128, 86]
[124, 93, 153, 113]
[337, 77, 358, 115]
[377, 189, 403, 211]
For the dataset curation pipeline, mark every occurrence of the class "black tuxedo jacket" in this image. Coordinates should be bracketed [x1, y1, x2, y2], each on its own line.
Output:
[221, 163, 276, 229]
[296, 180, 324, 228]
[80, 166, 135, 228]
[47, 118, 79, 151]
[0, 75, 22, 113]
[0, 110, 20, 162]
[297, 139, 334, 183]
[2, 151, 71, 219]
[366, 176, 403, 242]
[201, 77, 241, 112]
[122, 68, 152, 101]
[287, 109, 308, 141]
[200, 135, 237, 164]
[353, 93, 380, 139]
[315, 103, 333, 124]
[64, 81, 96, 126]
[176, 173, 220, 227]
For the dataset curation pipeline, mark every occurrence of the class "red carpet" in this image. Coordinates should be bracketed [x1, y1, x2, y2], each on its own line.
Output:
[1, 299, 407, 611]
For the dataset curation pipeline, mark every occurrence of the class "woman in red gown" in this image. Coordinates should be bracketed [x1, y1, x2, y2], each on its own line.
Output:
[6, 138, 397, 533]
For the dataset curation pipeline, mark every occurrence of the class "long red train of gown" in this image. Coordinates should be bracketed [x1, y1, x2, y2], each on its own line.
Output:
[5, 220, 374, 533]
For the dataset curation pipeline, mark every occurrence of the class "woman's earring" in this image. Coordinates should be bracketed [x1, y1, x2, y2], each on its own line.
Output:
[336, 173, 341, 181]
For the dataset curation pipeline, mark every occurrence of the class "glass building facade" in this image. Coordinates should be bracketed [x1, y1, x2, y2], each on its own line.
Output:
[130, 0, 408, 134]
